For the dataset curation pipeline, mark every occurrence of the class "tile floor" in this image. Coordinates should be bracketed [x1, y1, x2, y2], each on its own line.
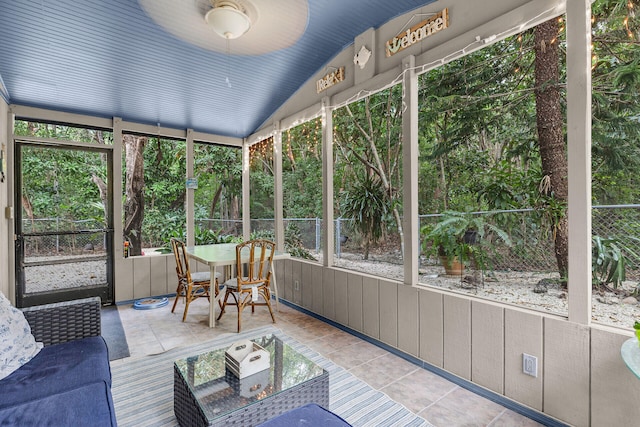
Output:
[114, 296, 546, 427]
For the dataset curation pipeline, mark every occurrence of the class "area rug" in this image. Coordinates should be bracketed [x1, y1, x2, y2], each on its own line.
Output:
[110, 325, 432, 427]
[101, 305, 130, 361]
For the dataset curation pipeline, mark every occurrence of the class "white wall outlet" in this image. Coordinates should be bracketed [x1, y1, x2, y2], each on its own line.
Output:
[523, 353, 538, 377]
[294, 280, 300, 291]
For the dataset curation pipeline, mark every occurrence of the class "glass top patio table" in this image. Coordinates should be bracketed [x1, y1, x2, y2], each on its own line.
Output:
[173, 334, 328, 426]
[621, 337, 640, 380]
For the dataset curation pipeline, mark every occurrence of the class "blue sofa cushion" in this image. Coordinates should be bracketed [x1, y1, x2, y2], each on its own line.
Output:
[0, 381, 116, 427]
[0, 336, 115, 426]
[257, 403, 352, 427]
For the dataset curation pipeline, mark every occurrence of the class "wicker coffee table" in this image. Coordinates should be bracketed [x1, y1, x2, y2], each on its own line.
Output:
[173, 334, 329, 427]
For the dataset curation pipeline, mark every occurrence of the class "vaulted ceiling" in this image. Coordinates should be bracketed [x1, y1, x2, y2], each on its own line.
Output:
[0, 0, 437, 138]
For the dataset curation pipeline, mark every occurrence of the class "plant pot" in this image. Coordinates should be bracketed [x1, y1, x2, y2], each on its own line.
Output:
[463, 230, 479, 244]
[440, 255, 464, 276]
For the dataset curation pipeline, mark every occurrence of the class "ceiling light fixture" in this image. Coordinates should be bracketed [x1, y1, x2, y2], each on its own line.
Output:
[205, 1, 252, 39]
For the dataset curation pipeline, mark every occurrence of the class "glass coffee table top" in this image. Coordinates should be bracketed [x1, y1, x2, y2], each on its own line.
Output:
[621, 338, 640, 380]
[174, 334, 326, 422]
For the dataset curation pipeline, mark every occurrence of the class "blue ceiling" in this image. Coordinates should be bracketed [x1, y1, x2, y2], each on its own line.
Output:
[0, 0, 436, 138]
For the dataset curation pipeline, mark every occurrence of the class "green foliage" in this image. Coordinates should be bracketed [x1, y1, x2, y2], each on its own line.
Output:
[194, 144, 242, 223]
[592, 235, 640, 289]
[417, 27, 541, 215]
[282, 120, 323, 219]
[18, 138, 108, 223]
[590, 0, 640, 204]
[142, 209, 184, 248]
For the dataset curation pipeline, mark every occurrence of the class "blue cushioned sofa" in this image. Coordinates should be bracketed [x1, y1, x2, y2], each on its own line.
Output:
[0, 297, 117, 426]
[257, 403, 351, 427]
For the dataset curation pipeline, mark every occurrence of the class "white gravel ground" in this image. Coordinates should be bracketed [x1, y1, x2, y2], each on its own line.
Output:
[331, 252, 639, 329]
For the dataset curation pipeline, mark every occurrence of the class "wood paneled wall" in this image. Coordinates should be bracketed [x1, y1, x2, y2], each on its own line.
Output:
[278, 258, 640, 427]
[114, 253, 208, 302]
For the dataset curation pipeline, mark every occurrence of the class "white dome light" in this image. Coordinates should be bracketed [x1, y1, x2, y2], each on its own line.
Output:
[205, 1, 252, 39]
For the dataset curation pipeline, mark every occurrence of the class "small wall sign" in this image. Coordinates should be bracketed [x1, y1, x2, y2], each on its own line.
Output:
[316, 67, 345, 93]
[385, 8, 449, 57]
[186, 177, 198, 189]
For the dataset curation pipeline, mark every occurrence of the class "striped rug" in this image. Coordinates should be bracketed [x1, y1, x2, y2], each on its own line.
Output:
[111, 325, 433, 427]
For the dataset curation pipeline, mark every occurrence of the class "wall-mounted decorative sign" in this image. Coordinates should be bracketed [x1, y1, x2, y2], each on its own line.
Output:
[353, 45, 372, 69]
[186, 177, 198, 189]
[385, 8, 449, 57]
[316, 67, 345, 93]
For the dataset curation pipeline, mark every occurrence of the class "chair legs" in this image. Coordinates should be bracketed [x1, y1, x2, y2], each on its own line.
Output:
[216, 291, 238, 320]
[217, 286, 275, 332]
[171, 282, 185, 314]
[173, 282, 211, 322]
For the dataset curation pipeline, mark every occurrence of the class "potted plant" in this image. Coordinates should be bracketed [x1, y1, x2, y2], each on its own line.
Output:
[421, 210, 512, 275]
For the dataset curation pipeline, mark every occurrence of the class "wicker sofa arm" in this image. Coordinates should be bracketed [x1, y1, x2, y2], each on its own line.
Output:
[21, 297, 102, 346]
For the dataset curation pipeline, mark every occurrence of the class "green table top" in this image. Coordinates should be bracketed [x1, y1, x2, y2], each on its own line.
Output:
[186, 243, 289, 267]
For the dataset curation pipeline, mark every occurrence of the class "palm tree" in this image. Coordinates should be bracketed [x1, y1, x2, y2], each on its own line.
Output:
[340, 175, 389, 260]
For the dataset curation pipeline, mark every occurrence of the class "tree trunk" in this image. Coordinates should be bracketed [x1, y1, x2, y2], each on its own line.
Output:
[91, 174, 108, 224]
[209, 185, 223, 229]
[123, 134, 147, 256]
[230, 195, 240, 235]
[534, 19, 569, 282]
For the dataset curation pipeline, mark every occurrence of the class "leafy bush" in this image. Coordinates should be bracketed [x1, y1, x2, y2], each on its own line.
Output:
[251, 224, 316, 260]
[592, 235, 640, 289]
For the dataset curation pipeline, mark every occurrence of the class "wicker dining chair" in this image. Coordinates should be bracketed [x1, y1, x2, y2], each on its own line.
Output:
[217, 239, 276, 332]
[170, 238, 220, 322]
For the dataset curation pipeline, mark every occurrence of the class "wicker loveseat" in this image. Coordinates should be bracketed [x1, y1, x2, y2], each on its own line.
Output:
[0, 297, 117, 426]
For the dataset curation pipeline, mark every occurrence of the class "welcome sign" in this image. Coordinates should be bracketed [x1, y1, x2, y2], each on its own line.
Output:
[385, 8, 449, 57]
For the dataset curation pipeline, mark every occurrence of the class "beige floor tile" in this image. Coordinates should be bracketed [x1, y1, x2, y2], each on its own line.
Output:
[420, 401, 486, 427]
[324, 341, 383, 368]
[424, 386, 506, 426]
[369, 352, 422, 379]
[488, 409, 547, 427]
[348, 363, 397, 389]
[392, 368, 458, 403]
[114, 299, 544, 427]
[380, 378, 437, 414]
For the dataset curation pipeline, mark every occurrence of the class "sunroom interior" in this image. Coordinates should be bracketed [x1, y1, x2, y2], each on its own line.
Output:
[1, 0, 639, 426]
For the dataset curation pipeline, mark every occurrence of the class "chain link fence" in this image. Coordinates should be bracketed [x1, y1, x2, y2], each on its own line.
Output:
[24, 205, 640, 280]
[253, 205, 640, 280]
[197, 219, 243, 237]
[22, 219, 107, 257]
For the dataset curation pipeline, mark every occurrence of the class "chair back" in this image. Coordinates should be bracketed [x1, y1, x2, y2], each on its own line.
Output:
[235, 239, 276, 290]
[171, 238, 193, 284]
